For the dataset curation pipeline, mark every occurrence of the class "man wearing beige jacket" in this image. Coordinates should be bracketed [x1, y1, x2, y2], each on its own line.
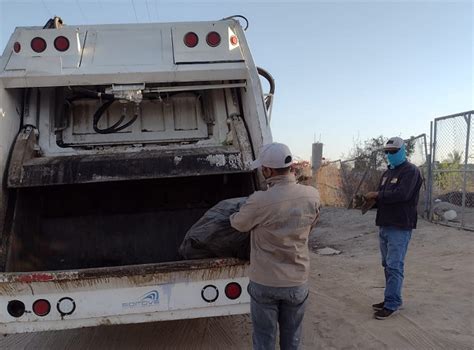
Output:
[230, 142, 320, 350]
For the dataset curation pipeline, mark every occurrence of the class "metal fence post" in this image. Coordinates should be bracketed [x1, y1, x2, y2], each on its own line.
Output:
[430, 120, 437, 221]
[460, 112, 471, 228]
[424, 132, 431, 218]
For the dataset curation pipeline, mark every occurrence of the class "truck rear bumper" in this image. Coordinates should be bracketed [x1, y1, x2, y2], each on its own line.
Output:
[1, 294, 249, 334]
[0, 258, 250, 334]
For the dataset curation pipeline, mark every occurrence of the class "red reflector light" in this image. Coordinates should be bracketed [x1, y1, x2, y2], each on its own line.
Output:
[206, 31, 221, 47]
[54, 36, 70, 52]
[33, 299, 51, 317]
[31, 37, 47, 53]
[230, 35, 238, 46]
[13, 42, 21, 53]
[225, 282, 242, 300]
[184, 32, 199, 48]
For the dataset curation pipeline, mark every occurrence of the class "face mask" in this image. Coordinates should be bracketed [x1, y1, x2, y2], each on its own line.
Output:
[386, 144, 406, 169]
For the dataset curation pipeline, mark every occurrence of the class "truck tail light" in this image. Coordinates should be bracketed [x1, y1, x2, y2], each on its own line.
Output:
[206, 31, 221, 47]
[183, 32, 199, 48]
[54, 36, 70, 52]
[33, 299, 51, 316]
[230, 35, 238, 46]
[31, 37, 47, 53]
[7, 300, 25, 318]
[201, 285, 219, 303]
[225, 282, 242, 300]
[13, 42, 21, 53]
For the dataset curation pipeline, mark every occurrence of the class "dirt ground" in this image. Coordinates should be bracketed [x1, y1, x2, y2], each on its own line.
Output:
[1, 208, 473, 349]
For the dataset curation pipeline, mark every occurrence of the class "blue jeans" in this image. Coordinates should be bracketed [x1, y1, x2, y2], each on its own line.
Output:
[379, 226, 412, 311]
[247, 281, 308, 350]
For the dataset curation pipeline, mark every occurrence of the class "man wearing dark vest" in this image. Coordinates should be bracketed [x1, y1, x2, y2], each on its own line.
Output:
[365, 137, 423, 320]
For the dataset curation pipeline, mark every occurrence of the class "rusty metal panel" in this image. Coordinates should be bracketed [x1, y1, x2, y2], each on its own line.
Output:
[8, 147, 247, 187]
[6, 127, 37, 188]
[0, 258, 247, 285]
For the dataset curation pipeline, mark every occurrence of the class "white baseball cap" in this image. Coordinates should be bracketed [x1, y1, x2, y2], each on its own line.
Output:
[251, 142, 293, 169]
[384, 137, 405, 150]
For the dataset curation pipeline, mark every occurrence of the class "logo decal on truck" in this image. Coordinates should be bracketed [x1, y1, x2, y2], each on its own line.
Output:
[122, 290, 160, 309]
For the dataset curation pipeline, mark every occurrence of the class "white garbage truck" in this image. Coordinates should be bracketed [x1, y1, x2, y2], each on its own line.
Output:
[0, 16, 274, 333]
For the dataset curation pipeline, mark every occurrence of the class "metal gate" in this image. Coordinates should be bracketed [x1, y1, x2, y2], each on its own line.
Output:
[406, 134, 430, 218]
[430, 111, 474, 230]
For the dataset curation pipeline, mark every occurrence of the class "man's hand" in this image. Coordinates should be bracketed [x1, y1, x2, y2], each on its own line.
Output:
[365, 191, 379, 200]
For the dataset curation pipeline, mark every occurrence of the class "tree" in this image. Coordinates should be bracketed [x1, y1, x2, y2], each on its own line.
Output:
[347, 135, 416, 169]
[435, 151, 464, 191]
[347, 135, 387, 169]
[341, 135, 420, 206]
[445, 150, 463, 164]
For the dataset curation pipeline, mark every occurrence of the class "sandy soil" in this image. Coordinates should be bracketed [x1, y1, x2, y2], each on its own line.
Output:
[1, 208, 473, 349]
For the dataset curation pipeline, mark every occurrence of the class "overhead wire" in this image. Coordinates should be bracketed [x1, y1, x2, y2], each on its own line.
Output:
[76, 0, 88, 22]
[131, 0, 139, 23]
[154, 0, 159, 21]
[145, 0, 151, 22]
[41, 0, 53, 17]
[97, 0, 105, 12]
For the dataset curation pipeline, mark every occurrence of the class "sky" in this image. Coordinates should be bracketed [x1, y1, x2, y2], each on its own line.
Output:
[0, 0, 472, 160]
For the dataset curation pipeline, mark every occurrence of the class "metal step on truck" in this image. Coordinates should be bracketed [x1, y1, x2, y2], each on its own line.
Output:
[0, 16, 274, 334]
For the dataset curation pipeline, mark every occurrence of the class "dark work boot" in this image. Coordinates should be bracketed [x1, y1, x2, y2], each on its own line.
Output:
[374, 308, 398, 320]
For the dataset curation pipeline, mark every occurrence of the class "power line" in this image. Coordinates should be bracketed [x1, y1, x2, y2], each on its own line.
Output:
[154, 0, 159, 22]
[131, 0, 139, 23]
[97, 0, 105, 12]
[41, 0, 53, 17]
[76, 0, 88, 22]
[145, 0, 151, 22]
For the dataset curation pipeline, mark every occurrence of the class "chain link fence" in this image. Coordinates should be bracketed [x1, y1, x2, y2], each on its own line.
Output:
[316, 134, 428, 213]
[339, 154, 384, 208]
[315, 114, 473, 231]
[316, 160, 347, 207]
[430, 111, 473, 230]
[316, 154, 386, 208]
[407, 134, 430, 218]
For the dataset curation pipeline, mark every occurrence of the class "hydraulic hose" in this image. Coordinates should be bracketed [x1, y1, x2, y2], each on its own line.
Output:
[257, 67, 275, 110]
[69, 87, 137, 134]
[92, 100, 139, 134]
[220, 15, 249, 30]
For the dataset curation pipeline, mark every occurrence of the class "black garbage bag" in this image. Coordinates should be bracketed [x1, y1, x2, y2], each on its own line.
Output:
[179, 197, 250, 260]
